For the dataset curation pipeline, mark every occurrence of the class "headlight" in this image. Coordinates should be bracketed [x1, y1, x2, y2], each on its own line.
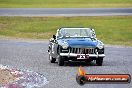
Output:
[97, 42, 104, 49]
[59, 41, 69, 49]
[62, 44, 69, 49]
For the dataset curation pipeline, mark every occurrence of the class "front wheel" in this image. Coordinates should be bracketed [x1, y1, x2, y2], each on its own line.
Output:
[96, 58, 103, 66]
[57, 55, 64, 66]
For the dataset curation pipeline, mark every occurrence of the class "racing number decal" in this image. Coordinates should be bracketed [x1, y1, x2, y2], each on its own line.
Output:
[81, 55, 84, 58]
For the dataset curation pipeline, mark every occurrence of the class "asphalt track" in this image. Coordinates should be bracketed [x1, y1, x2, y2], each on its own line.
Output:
[0, 39, 132, 88]
[0, 8, 132, 16]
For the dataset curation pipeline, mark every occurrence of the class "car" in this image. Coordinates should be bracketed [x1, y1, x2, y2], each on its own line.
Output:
[48, 27, 105, 66]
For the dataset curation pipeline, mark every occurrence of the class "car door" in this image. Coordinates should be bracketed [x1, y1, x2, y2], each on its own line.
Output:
[49, 38, 58, 58]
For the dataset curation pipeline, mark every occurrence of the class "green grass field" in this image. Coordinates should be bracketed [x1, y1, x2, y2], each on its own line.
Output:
[0, 16, 132, 46]
[0, 0, 132, 8]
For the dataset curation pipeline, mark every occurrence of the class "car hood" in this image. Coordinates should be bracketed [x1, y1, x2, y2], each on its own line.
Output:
[57, 38, 98, 48]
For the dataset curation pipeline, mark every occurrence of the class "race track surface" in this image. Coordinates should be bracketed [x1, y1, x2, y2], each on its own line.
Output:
[0, 39, 132, 88]
[0, 8, 132, 16]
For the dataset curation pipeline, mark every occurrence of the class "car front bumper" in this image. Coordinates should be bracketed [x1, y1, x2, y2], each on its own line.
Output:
[60, 53, 105, 58]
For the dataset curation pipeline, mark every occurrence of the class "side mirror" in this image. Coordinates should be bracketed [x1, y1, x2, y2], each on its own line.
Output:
[91, 29, 96, 38]
[53, 35, 56, 39]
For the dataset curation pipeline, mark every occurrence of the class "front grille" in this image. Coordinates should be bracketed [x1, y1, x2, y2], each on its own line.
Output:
[70, 48, 95, 54]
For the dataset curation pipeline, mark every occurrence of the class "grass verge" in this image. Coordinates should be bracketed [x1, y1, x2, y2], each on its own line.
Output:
[0, 16, 132, 46]
[0, 0, 132, 8]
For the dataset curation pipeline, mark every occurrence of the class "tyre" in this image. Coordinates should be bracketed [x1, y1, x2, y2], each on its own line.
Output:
[96, 58, 103, 66]
[57, 55, 64, 66]
[49, 53, 56, 63]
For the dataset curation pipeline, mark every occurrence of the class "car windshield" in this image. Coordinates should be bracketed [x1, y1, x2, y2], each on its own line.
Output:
[57, 28, 95, 39]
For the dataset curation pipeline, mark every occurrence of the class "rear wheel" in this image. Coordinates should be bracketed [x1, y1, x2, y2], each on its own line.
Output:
[49, 51, 56, 63]
[96, 58, 103, 66]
